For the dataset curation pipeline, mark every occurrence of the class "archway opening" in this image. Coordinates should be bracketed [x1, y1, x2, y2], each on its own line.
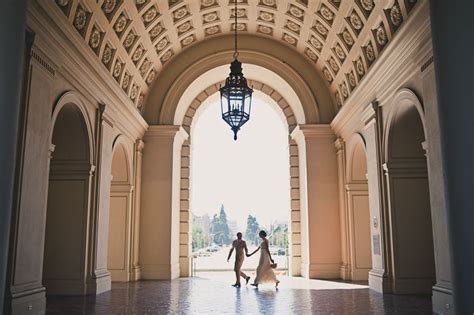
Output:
[385, 103, 435, 294]
[189, 93, 291, 280]
[107, 142, 133, 282]
[346, 138, 372, 281]
[43, 104, 92, 295]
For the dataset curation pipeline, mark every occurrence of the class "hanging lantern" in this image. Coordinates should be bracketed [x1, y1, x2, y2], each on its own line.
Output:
[219, 1, 253, 140]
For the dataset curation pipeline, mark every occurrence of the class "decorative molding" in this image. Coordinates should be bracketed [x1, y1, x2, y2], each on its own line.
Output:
[31, 49, 56, 76]
[420, 55, 434, 73]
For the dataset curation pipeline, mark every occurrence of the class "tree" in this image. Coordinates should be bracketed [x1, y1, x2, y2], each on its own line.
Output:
[209, 205, 232, 245]
[192, 225, 207, 251]
[245, 214, 260, 245]
[270, 225, 288, 250]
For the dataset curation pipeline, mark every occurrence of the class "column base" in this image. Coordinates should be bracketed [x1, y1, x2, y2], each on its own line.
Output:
[369, 269, 391, 293]
[339, 264, 351, 280]
[432, 285, 454, 314]
[7, 286, 46, 315]
[290, 256, 302, 277]
[131, 266, 141, 281]
[180, 257, 190, 277]
[88, 271, 112, 295]
[141, 263, 180, 280]
[308, 263, 341, 279]
[351, 267, 370, 281]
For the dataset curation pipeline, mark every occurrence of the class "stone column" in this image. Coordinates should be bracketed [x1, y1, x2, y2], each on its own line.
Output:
[361, 103, 391, 293]
[335, 138, 351, 280]
[291, 124, 341, 279]
[0, 1, 27, 312]
[179, 139, 191, 277]
[289, 139, 302, 277]
[418, 50, 454, 312]
[87, 104, 115, 294]
[140, 126, 188, 279]
[430, 1, 474, 313]
[130, 139, 144, 281]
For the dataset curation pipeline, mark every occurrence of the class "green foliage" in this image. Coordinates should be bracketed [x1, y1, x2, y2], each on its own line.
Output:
[192, 225, 208, 251]
[270, 225, 289, 250]
[209, 205, 232, 245]
[245, 214, 260, 245]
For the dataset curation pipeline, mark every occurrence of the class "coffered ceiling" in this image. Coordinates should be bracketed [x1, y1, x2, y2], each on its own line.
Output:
[50, 0, 418, 113]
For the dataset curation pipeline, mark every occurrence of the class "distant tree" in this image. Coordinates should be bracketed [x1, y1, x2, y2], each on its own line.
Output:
[270, 225, 288, 250]
[209, 205, 232, 245]
[192, 225, 207, 251]
[245, 215, 260, 245]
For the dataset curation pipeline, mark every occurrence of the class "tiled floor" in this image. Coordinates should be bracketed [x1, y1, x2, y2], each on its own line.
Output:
[46, 275, 432, 314]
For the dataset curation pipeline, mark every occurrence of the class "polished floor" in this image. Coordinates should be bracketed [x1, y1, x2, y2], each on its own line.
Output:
[46, 275, 432, 314]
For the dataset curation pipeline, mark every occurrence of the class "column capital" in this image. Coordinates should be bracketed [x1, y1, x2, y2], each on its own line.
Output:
[334, 137, 345, 153]
[135, 139, 145, 153]
[98, 103, 116, 127]
[362, 100, 378, 126]
[145, 125, 182, 138]
[290, 124, 335, 142]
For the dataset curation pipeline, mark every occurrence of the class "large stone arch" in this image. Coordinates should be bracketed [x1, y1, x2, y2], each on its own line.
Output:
[144, 34, 335, 125]
[382, 88, 435, 294]
[177, 80, 305, 277]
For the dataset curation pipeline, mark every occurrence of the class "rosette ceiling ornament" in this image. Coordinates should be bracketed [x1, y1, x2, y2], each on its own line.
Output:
[219, 0, 253, 141]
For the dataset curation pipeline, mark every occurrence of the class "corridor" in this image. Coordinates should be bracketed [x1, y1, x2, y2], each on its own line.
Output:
[46, 277, 432, 314]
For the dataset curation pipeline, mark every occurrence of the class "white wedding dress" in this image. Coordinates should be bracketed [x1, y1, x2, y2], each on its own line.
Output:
[253, 239, 279, 285]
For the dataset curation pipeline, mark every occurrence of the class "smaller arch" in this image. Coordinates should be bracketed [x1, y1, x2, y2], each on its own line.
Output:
[51, 91, 94, 163]
[346, 133, 368, 182]
[383, 88, 426, 162]
[111, 138, 132, 185]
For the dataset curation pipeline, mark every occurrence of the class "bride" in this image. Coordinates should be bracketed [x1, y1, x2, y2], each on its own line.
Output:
[247, 230, 280, 288]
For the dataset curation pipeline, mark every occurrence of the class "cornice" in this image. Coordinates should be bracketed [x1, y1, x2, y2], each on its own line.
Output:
[291, 124, 335, 142]
[145, 125, 182, 138]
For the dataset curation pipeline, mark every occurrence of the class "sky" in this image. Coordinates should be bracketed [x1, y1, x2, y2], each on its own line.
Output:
[190, 95, 291, 232]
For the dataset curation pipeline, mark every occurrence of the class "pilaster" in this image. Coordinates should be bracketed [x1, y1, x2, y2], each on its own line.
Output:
[291, 124, 341, 279]
[140, 125, 188, 280]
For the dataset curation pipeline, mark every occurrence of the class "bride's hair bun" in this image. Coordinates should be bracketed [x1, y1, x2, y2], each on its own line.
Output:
[259, 230, 267, 238]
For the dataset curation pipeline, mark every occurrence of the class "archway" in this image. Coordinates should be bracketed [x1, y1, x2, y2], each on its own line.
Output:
[179, 81, 303, 277]
[345, 135, 372, 281]
[383, 93, 435, 294]
[43, 103, 93, 295]
[188, 89, 292, 277]
[107, 141, 134, 282]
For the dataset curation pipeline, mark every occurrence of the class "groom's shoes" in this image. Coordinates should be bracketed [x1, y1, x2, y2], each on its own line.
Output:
[232, 283, 241, 288]
[245, 277, 251, 285]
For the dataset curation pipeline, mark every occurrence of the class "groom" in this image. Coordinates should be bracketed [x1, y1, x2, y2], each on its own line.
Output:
[227, 232, 251, 287]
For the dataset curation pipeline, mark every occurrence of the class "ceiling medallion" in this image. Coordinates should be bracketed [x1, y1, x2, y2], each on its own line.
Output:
[114, 15, 128, 33]
[137, 93, 145, 109]
[161, 50, 174, 63]
[348, 72, 357, 87]
[259, 11, 274, 22]
[74, 8, 87, 30]
[286, 20, 300, 33]
[102, 46, 112, 64]
[219, 0, 253, 140]
[130, 84, 138, 100]
[205, 26, 220, 35]
[150, 23, 164, 38]
[309, 36, 322, 51]
[258, 25, 272, 34]
[283, 33, 297, 45]
[376, 25, 387, 46]
[177, 22, 192, 33]
[360, 0, 375, 11]
[203, 12, 219, 23]
[390, 5, 402, 26]
[320, 6, 334, 21]
[146, 69, 156, 84]
[132, 46, 144, 62]
[335, 44, 346, 60]
[350, 12, 363, 30]
[122, 72, 131, 89]
[136, 0, 147, 5]
[181, 35, 195, 46]
[335, 91, 343, 107]
[201, 0, 215, 7]
[156, 37, 169, 52]
[305, 48, 318, 61]
[143, 7, 158, 23]
[342, 29, 354, 46]
[356, 59, 365, 76]
[289, 5, 304, 19]
[323, 68, 333, 82]
[124, 32, 136, 48]
[89, 29, 101, 48]
[173, 7, 188, 20]
[232, 8, 246, 18]
[139, 59, 151, 76]
[232, 23, 246, 31]
[329, 57, 339, 72]
[102, 0, 117, 14]
[366, 43, 376, 61]
[113, 61, 122, 78]
[341, 82, 349, 97]
[315, 21, 328, 36]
